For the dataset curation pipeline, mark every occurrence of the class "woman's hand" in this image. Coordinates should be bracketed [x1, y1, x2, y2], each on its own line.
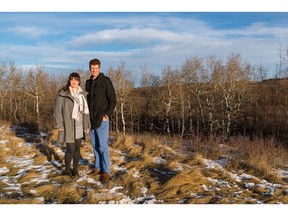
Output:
[58, 128, 64, 132]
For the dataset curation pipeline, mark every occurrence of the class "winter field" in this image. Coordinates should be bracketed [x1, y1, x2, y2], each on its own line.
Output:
[1, 121, 288, 214]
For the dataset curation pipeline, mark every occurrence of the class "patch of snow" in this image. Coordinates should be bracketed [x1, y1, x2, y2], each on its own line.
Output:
[7, 156, 34, 168]
[207, 177, 231, 188]
[0, 167, 9, 175]
[30, 178, 50, 185]
[141, 187, 148, 195]
[76, 176, 101, 186]
[109, 186, 124, 193]
[134, 194, 158, 204]
[277, 168, 288, 178]
[14, 169, 27, 179]
[118, 156, 125, 161]
[244, 182, 255, 188]
[201, 184, 209, 191]
[229, 172, 241, 182]
[35, 166, 47, 172]
[21, 142, 34, 147]
[202, 158, 224, 170]
[216, 157, 228, 167]
[111, 149, 124, 155]
[29, 190, 37, 194]
[153, 157, 166, 164]
[0, 176, 9, 183]
[0, 140, 9, 145]
[50, 160, 62, 168]
[174, 163, 184, 171]
[35, 197, 45, 202]
[4, 183, 22, 191]
[132, 170, 140, 178]
[118, 196, 133, 204]
[239, 173, 255, 180]
[32, 165, 43, 169]
[113, 165, 128, 172]
[51, 181, 62, 187]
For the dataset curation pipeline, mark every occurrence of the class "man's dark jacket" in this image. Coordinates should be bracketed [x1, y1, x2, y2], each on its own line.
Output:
[85, 73, 116, 129]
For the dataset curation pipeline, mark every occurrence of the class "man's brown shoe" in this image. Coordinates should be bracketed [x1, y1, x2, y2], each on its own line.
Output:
[100, 172, 110, 182]
[89, 169, 100, 176]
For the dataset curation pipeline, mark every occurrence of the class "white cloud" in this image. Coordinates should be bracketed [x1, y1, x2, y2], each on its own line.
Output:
[68, 28, 191, 47]
[2, 13, 288, 80]
[7, 26, 50, 38]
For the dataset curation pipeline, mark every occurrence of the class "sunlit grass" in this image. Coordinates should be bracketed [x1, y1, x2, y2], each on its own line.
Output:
[226, 137, 288, 183]
[6, 139, 26, 157]
[18, 171, 40, 184]
[54, 185, 83, 204]
[1, 122, 288, 204]
[0, 147, 7, 164]
[0, 198, 44, 204]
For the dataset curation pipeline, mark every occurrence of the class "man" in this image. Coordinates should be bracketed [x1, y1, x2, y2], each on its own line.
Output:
[85, 58, 116, 182]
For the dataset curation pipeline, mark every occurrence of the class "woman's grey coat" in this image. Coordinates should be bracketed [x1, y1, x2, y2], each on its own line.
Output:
[54, 89, 90, 144]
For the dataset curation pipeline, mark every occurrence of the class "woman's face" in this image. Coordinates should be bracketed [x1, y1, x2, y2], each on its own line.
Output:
[70, 77, 80, 89]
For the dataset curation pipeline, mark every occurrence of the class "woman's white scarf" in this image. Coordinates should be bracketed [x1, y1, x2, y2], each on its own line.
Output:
[69, 86, 89, 121]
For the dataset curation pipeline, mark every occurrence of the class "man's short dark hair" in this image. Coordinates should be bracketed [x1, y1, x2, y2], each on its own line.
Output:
[89, 58, 101, 70]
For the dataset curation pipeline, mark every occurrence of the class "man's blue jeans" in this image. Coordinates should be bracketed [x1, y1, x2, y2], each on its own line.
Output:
[90, 120, 110, 174]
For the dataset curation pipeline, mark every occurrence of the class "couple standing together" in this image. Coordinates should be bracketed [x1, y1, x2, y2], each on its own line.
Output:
[54, 58, 116, 182]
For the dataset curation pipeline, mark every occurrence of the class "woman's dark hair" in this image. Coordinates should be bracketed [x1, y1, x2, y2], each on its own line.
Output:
[62, 72, 81, 92]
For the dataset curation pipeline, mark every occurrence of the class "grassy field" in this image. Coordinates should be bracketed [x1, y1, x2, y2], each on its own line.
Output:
[1, 122, 288, 204]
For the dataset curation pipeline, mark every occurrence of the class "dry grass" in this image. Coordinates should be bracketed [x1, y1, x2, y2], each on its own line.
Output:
[54, 185, 83, 203]
[84, 188, 123, 204]
[0, 198, 44, 204]
[111, 171, 145, 199]
[33, 153, 48, 165]
[112, 134, 135, 152]
[6, 139, 26, 157]
[33, 184, 58, 202]
[187, 135, 223, 160]
[0, 181, 8, 195]
[154, 168, 211, 201]
[18, 171, 41, 184]
[0, 130, 15, 139]
[2, 122, 288, 204]
[227, 137, 288, 182]
[182, 134, 288, 183]
[0, 147, 7, 164]
[181, 152, 205, 167]
[4, 162, 19, 176]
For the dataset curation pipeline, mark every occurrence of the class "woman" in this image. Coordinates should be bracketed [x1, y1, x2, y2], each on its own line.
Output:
[54, 72, 90, 177]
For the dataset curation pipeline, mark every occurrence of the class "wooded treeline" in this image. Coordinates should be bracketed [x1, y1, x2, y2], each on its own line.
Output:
[1, 53, 288, 143]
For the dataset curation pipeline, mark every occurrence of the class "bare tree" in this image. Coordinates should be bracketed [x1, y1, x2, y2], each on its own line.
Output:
[204, 56, 224, 134]
[107, 62, 135, 134]
[181, 57, 207, 135]
[218, 53, 253, 141]
[160, 65, 178, 135]
[139, 64, 161, 132]
[2, 60, 23, 123]
[0, 61, 7, 119]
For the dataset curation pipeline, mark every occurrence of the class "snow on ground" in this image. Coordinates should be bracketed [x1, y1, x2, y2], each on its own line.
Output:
[1, 123, 288, 204]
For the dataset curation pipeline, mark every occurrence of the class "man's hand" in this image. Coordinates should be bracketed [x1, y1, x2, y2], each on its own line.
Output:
[102, 115, 109, 121]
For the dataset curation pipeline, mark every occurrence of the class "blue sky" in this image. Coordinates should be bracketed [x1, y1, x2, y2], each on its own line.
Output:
[0, 12, 288, 81]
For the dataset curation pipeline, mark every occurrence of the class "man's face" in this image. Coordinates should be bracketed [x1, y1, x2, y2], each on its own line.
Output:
[90, 64, 100, 79]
